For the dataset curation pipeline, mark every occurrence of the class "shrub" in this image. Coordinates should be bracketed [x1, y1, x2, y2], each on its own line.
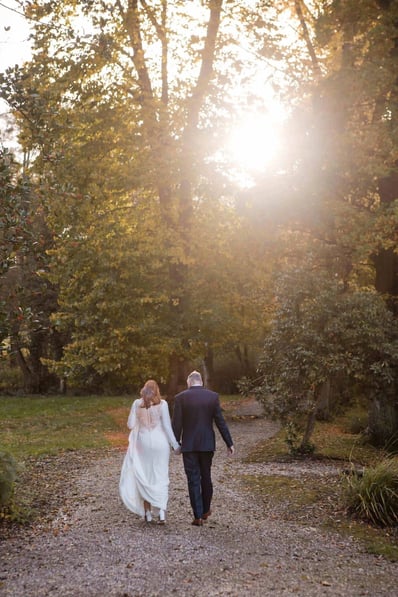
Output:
[251, 267, 398, 450]
[0, 363, 24, 393]
[347, 414, 368, 435]
[344, 457, 398, 527]
[0, 451, 17, 507]
[285, 421, 315, 456]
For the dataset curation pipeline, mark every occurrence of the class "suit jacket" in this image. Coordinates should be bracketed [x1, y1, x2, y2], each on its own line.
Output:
[172, 386, 233, 452]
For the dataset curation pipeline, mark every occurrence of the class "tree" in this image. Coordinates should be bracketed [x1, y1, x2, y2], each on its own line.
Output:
[0, 147, 60, 392]
[0, 1, 275, 393]
[308, 0, 398, 441]
[314, 0, 398, 311]
[238, 1, 398, 444]
[251, 267, 398, 452]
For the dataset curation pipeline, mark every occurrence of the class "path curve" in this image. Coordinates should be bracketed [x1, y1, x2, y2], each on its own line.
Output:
[1, 417, 397, 596]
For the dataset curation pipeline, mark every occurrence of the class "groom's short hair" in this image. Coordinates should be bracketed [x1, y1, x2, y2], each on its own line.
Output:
[187, 370, 203, 387]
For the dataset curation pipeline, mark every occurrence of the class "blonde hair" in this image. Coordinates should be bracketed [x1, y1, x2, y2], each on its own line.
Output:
[140, 379, 162, 409]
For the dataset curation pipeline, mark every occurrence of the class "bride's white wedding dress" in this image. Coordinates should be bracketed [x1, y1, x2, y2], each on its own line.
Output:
[119, 398, 179, 517]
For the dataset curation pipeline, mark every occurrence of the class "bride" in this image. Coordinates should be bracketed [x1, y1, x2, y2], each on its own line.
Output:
[119, 379, 180, 524]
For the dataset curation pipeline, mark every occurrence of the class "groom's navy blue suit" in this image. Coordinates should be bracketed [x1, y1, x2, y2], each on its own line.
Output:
[172, 385, 233, 521]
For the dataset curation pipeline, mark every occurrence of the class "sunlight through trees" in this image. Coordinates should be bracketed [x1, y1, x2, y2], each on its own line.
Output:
[0, 0, 397, 443]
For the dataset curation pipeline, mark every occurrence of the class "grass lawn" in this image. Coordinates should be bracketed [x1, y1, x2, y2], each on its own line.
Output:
[0, 394, 134, 459]
[0, 393, 241, 459]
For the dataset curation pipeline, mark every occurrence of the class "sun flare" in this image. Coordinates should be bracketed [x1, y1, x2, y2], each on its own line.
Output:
[227, 107, 286, 174]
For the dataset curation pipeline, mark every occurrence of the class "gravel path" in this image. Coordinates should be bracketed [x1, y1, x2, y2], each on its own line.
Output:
[1, 416, 398, 597]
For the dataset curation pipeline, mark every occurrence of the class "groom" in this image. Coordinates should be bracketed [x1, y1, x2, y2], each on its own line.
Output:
[172, 370, 234, 526]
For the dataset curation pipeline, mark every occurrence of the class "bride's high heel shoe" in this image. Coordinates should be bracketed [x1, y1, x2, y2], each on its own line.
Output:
[157, 509, 166, 525]
[144, 510, 152, 523]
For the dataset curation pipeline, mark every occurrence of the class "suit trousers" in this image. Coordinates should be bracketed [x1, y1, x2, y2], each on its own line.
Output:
[182, 451, 214, 519]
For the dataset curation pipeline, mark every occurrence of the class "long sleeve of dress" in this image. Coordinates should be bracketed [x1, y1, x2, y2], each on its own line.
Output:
[127, 400, 138, 430]
[160, 400, 180, 450]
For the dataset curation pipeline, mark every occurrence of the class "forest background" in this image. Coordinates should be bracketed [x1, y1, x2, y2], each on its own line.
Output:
[0, 0, 398, 450]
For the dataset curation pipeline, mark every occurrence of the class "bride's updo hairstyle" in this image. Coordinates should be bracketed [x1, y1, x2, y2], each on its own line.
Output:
[140, 379, 162, 409]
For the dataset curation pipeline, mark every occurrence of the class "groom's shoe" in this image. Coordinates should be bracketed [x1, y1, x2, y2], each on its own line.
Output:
[202, 510, 212, 521]
[191, 518, 203, 526]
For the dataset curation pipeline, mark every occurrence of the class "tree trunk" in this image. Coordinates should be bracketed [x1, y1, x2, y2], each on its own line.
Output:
[203, 345, 214, 389]
[235, 344, 252, 376]
[165, 354, 191, 404]
[375, 169, 398, 315]
[300, 382, 330, 448]
[15, 346, 39, 393]
[301, 409, 317, 449]
[316, 377, 331, 421]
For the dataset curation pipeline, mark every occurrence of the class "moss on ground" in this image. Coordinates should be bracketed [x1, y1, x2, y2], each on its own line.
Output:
[243, 403, 398, 562]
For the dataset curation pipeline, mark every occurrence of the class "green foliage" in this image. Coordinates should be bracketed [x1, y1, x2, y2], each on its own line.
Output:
[0, 148, 60, 393]
[284, 421, 315, 456]
[0, 449, 26, 523]
[1, 0, 398, 402]
[0, 361, 24, 393]
[0, 1, 276, 393]
[368, 398, 398, 449]
[347, 414, 369, 435]
[251, 266, 398, 447]
[45, 201, 175, 390]
[345, 457, 398, 527]
[0, 451, 17, 507]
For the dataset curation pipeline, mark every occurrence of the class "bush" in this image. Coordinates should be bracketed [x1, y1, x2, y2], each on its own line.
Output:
[347, 414, 368, 435]
[285, 421, 315, 456]
[344, 457, 398, 527]
[251, 268, 398, 450]
[0, 362, 24, 393]
[0, 451, 17, 507]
